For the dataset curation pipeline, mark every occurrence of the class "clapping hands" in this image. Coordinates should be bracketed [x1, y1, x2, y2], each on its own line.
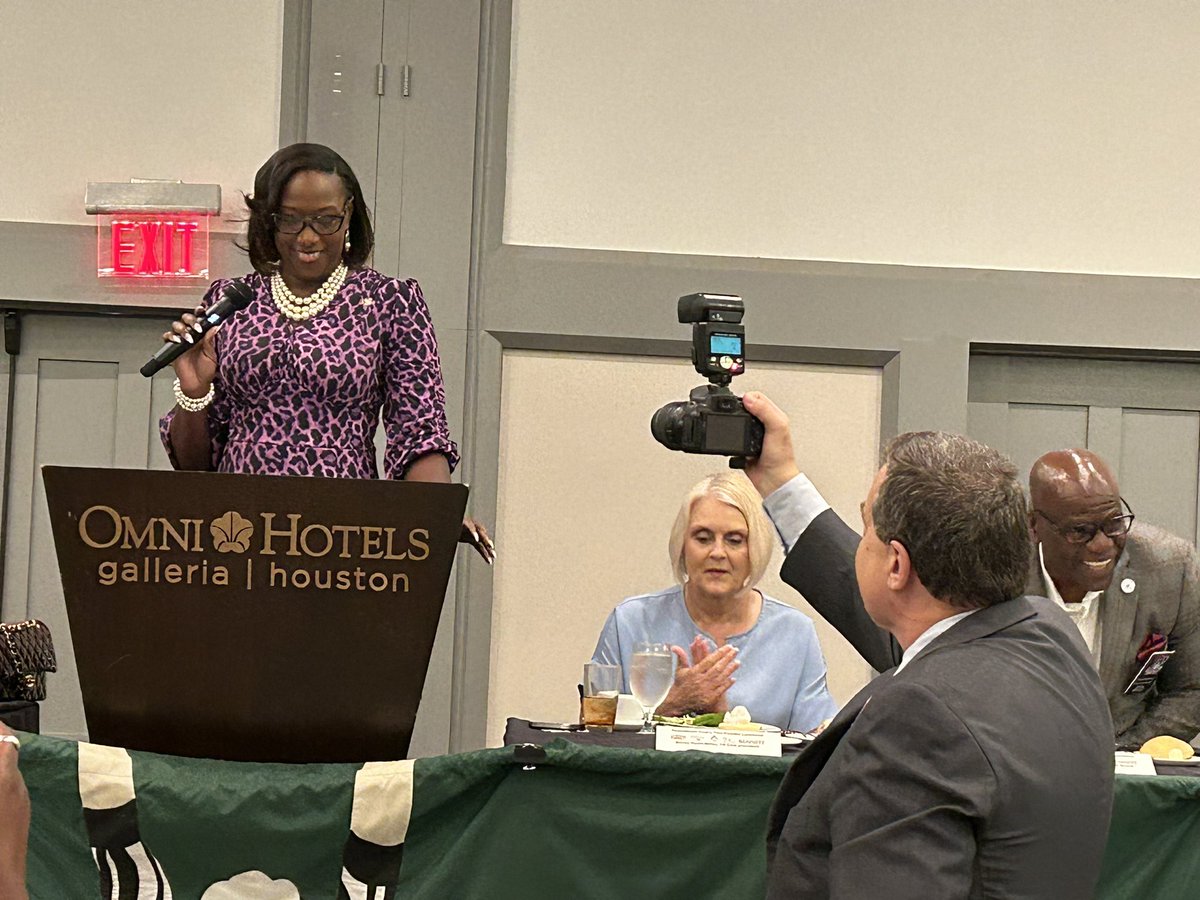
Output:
[657, 635, 740, 716]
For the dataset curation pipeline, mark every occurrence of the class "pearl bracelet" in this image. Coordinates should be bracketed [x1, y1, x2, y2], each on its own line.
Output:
[174, 378, 215, 413]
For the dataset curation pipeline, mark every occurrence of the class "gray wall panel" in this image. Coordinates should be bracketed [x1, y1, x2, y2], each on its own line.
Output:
[971, 355, 1200, 412]
[1085, 406, 1124, 470]
[376, 0, 479, 332]
[27, 359, 120, 738]
[966, 401, 1008, 457]
[1005, 403, 1090, 482]
[1120, 409, 1200, 544]
[305, 0, 385, 210]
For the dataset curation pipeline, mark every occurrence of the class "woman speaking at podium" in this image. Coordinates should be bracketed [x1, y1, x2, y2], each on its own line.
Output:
[157, 143, 493, 561]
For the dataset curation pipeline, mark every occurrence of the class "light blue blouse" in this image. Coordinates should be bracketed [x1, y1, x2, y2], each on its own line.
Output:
[591, 584, 838, 731]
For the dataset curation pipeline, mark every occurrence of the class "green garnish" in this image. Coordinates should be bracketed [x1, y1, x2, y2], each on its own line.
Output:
[652, 712, 726, 727]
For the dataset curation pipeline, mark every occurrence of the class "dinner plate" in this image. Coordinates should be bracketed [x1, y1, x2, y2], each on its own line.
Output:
[717, 723, 782, 734]
[780, 735, 804, 747]
[1152, 755, 1200, 765]
[666, 722, 783, 733]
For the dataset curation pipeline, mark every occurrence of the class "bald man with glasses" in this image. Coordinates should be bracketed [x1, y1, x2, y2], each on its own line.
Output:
[1030, 449, 1200, 749]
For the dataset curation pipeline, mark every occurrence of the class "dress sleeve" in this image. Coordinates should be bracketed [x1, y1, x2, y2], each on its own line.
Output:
[593, 611, 621, 665]
[592, 609, 629, 693]
[158, 280, 233, 471]
[787, 616, 840, 732]
[380, 278, 460, 479]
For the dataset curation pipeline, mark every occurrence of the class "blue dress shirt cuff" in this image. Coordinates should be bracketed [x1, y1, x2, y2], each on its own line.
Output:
[762, 474, 831, 553]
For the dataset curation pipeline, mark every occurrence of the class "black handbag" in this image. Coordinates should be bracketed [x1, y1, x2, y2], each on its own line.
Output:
[0, 619, 57, 702]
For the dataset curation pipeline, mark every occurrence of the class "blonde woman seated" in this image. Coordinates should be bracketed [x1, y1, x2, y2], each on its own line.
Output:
[592, 471, 837, 731]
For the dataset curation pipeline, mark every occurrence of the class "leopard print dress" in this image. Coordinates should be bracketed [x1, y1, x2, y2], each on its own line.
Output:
[159, 268, 459, 479]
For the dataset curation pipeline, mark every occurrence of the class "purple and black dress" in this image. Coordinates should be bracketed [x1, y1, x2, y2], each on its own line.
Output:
[160, 268, 459, 478]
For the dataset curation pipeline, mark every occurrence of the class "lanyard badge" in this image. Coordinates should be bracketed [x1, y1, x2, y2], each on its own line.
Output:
[1124, 650, 1174, 695]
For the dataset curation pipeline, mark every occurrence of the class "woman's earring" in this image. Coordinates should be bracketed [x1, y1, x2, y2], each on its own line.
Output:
[344, 234, 352, 252]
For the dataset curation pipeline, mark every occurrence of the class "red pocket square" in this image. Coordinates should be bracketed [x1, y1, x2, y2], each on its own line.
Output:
[1137, 631, 1168, 663]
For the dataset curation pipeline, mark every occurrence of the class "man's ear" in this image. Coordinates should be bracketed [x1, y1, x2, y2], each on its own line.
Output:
[886, 540, 913, 591]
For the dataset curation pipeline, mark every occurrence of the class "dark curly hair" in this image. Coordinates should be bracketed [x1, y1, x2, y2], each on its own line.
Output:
[873, 432, 1031, 611]
[243, 143, 374, 274]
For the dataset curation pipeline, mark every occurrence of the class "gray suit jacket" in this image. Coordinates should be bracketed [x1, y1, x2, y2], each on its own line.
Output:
[1026, 523, 1200, 748]
[768, 509, 1114, 899]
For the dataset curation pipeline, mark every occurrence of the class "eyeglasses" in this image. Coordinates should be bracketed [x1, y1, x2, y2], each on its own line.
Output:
[271, 203, 350, 235]
[1034, 498, 1135, 545]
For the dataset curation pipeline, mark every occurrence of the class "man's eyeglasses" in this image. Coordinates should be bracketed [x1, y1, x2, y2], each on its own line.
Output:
[271, 203, 350, 235]
[1034, 498, 1135, 545]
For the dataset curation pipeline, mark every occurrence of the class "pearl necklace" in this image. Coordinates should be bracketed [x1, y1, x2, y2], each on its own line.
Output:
[271, 263, 348, 322]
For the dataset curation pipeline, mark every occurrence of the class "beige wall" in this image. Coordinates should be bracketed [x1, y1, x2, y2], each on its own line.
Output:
[505, 0, 1200, 277]
[487, 350, 881, 745]
[0, 0, 283, 227]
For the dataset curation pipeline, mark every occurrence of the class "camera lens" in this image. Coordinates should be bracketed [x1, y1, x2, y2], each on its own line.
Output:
[650, 402, 689, 450]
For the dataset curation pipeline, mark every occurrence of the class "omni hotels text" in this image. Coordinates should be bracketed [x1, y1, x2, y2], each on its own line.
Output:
[78, 506, 430, 593]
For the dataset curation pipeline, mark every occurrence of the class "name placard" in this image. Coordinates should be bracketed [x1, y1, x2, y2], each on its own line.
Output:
[1114, 751, 1157, 776]
[655, 725, 781, 757]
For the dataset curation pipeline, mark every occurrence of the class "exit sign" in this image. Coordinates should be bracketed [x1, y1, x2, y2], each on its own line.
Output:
[96, 214, 210, 278]
[85, 181, 221, 280]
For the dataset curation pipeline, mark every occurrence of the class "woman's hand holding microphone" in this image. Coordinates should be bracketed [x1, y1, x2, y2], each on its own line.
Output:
[163, 303, 220, 404]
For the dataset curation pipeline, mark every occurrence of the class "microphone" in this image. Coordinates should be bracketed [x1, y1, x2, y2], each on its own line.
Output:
[140, 281, 255, 378]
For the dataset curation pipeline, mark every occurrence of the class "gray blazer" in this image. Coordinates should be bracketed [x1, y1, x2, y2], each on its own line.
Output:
[768, 509, 1114, 899]
[1026, 522, 1200, 748]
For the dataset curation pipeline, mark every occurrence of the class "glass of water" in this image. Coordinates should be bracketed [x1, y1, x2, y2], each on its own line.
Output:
[630, 642, 676, 733]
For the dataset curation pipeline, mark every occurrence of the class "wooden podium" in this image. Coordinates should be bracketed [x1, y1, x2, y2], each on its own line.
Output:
[42, 466, 467, 763]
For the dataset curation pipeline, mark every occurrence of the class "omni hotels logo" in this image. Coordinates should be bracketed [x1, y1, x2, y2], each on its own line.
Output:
[77, 505, 429, 594]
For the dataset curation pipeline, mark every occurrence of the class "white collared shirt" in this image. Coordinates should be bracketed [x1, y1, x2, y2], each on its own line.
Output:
[1038, 543, 1103, 663]
[893, 610, 977, 674]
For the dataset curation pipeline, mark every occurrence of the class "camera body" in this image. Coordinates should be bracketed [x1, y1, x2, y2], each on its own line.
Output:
[651, 293, 764, 464]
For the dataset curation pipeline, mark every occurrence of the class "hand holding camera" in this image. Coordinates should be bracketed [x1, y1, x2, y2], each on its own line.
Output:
[740, 391, 800, 498]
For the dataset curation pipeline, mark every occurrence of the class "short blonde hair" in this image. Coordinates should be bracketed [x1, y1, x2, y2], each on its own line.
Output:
[668, 471, 774, 589]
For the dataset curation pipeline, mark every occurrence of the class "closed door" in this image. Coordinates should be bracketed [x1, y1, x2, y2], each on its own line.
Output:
[968, 353, 1200, 545]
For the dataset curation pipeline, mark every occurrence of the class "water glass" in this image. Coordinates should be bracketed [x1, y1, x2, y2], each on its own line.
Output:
[630, 642, 676, 733]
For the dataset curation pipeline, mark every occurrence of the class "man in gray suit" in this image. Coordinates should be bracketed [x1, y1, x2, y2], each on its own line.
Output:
[741, 392, 1113, 899]
[1029, 449, 1200, 749]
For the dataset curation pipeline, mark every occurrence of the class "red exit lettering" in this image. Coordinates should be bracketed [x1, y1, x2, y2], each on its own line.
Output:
[111, 219, 200, 276]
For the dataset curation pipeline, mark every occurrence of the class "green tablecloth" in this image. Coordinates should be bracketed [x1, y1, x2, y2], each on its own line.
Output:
[16, 733, 1200, 898]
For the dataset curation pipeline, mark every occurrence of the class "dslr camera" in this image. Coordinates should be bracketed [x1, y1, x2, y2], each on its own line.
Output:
[650, 293, 764, 467]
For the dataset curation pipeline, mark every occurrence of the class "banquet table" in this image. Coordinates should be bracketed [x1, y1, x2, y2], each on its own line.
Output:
[15, 727, 1200, 898]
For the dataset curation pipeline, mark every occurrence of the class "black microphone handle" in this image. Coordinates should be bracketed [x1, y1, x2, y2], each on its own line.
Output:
[140, 330, 198, 378]
[139, 282, 254, 378]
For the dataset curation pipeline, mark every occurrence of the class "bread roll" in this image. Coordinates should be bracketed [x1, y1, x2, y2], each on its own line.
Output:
[1139, 735, 1195, 760]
